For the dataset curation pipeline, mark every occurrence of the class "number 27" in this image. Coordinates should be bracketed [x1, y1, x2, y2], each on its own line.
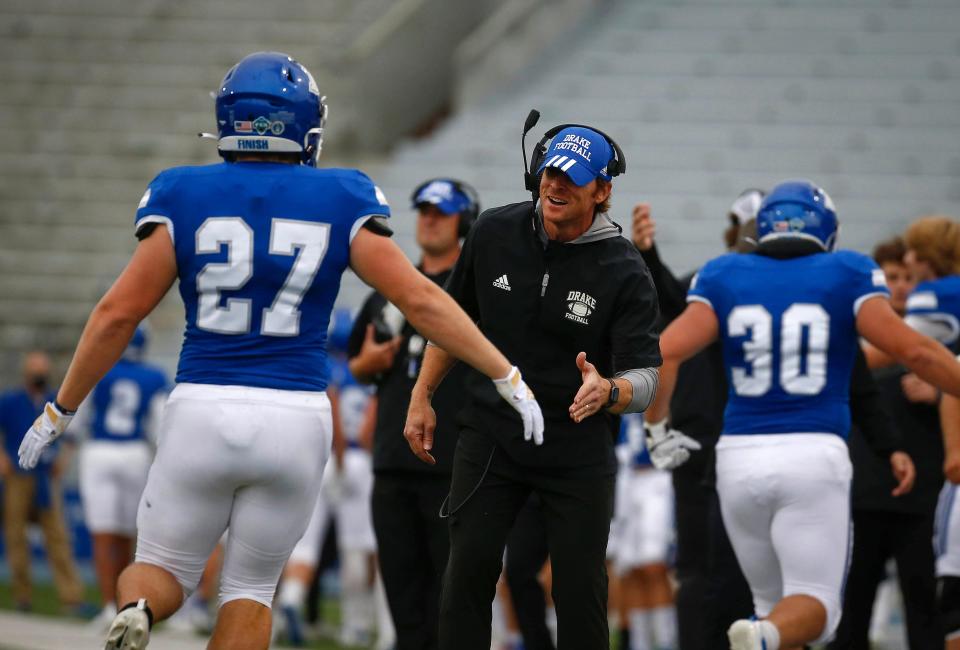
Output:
[195, 217, 329, 336]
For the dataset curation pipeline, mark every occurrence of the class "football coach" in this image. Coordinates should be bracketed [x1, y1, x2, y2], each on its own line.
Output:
[403, 114, 662, 650]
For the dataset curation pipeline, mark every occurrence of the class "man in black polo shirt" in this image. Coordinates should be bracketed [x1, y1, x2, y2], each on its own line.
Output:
[347, 178, 479, 650]
[404, 125, 661, 650]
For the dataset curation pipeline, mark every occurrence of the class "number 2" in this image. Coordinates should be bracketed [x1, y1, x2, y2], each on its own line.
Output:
[728, 303, 829, 397]
[104, 379, 141, 436]
[195, 217, 330, 336]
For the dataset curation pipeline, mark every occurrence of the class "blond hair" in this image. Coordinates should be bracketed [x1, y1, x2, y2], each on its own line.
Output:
[904, 215, 960, 277]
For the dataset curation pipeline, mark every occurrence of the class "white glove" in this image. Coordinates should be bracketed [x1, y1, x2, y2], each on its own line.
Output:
[644, 419, 701, 470]
[18, 402, 74, 470]
[493, 366, 545, 445]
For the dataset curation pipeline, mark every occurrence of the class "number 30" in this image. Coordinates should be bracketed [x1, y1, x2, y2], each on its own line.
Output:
[728, 303, 829, 396]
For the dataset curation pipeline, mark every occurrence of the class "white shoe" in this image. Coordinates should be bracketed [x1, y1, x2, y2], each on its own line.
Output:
[728, 619, 765, 650]
[105, 599, 151, 650]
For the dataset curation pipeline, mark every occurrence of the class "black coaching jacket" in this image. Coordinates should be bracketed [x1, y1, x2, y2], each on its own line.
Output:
[444, 200, 662, 475]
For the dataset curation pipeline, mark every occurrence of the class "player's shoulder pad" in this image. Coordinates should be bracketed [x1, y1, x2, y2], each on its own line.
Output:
[928, 275, 960, 298]
[140, 362, 169, 381]
[326, 168, 391, 217]
[832, 248, 879, 273]
[832, 249, 886, 286]
[699, 251, 744, 276]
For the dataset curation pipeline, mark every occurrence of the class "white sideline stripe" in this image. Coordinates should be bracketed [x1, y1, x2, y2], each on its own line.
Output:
[560, 159, 577, 172]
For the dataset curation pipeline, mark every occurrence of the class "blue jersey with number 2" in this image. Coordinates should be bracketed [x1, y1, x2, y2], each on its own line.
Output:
[687, 250, 889, 438]
[90, 359, 168, 442]
[134, 162, 390, 391]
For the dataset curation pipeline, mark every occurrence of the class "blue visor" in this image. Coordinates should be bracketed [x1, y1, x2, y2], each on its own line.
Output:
[413, 180, 470, 215]
[536, 126, 613, 187]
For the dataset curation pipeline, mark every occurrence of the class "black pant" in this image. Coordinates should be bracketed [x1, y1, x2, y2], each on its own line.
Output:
[671, 457, 713, 650]
[828, 509, 942, 650]
[505, 495, 555, 650]
[372, 471, 452, 650]
[703, 489, 753, 647]
[439, 438, 615, 650]
[673, 453, 755, 650]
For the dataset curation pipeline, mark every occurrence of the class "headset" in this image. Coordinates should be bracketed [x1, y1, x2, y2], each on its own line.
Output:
[410, 178, 481, 238]
[521, 109, 627, 201]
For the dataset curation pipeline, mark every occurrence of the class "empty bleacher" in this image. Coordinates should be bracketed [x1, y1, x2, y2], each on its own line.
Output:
[375, 0, 960, 279]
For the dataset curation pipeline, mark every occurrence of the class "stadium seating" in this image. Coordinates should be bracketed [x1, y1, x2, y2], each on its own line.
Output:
[1, 0, 959, 380]
[375, 0, 960, 282]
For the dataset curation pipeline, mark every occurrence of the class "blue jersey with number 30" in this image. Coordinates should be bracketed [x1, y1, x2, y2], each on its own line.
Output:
[688, 250, 889, 438]
[134, 162, 390, 391]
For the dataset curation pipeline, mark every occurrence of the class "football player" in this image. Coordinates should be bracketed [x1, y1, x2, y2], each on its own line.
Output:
[879, 215, 960, 648]
[16, 51, 543, 650]
[74, 326, 168, 629]
[610, 413, 676, 650]
[645, 180, 960, 650]
[276, 310, 391, 648]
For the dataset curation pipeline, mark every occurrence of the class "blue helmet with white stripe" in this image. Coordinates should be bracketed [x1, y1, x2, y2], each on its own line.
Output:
[124, 325, 149, 362]
[757, 180, 839, 252]
[214, 52, 327, 166]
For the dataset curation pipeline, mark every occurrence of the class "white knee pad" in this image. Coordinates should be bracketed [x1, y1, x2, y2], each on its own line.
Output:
[134, 536, 205, 598]
[219, 538, 291, 609]
[219, 577, 278, 609]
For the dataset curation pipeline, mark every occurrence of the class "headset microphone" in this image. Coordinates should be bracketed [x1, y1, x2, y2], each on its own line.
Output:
[522, 109, 541, 195]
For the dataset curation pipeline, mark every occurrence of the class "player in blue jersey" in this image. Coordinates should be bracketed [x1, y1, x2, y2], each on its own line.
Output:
[276, 310, 391, 648]
[608, 413, 676, 650]
[880, 215, 960, 647]
[74, 326, 168, 629]
[865, 215, 960, 366]
[644, 180, 960, 650]
[15, 52, 543, 650]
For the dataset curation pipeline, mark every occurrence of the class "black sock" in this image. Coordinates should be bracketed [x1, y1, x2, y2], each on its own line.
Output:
[118, 599, 154, 630]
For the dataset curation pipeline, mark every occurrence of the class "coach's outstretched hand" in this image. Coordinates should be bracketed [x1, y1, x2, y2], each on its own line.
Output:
[493, 366, 545, 445]
[18, 402, 74, 470]
[570, 352, 608, 422]
[645, 419, 701, 470]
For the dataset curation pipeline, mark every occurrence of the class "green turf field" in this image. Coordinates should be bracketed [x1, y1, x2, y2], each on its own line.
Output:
[0, 580, 626, 649]
[0, 580, 365, 649]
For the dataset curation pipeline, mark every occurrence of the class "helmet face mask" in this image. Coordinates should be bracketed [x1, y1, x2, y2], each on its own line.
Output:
[756, 180, 839, 252]
[214, 52, 326, 166]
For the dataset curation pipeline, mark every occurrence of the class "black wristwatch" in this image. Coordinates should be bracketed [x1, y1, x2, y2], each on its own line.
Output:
[605, 378, 619, 408]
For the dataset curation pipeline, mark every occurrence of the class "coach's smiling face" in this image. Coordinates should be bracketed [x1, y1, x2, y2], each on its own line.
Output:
[539, 167, 611, 242]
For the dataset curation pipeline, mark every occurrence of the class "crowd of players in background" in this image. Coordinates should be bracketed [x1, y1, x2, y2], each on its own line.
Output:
[3, 178, 960, 650]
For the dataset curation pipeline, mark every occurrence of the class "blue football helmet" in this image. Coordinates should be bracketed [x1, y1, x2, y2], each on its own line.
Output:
[124, 325, 149, 362]
[756, 180, 838, 251]
[214, 52, 327, 166]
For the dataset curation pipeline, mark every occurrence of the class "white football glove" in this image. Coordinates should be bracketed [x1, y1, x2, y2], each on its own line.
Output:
[644, 419, 701, 470]
[18, 402, 74, 470]
[493, 366, 545, 445]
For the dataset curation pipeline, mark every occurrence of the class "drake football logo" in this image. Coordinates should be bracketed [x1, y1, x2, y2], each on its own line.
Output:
[565, 290, 596, 325]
